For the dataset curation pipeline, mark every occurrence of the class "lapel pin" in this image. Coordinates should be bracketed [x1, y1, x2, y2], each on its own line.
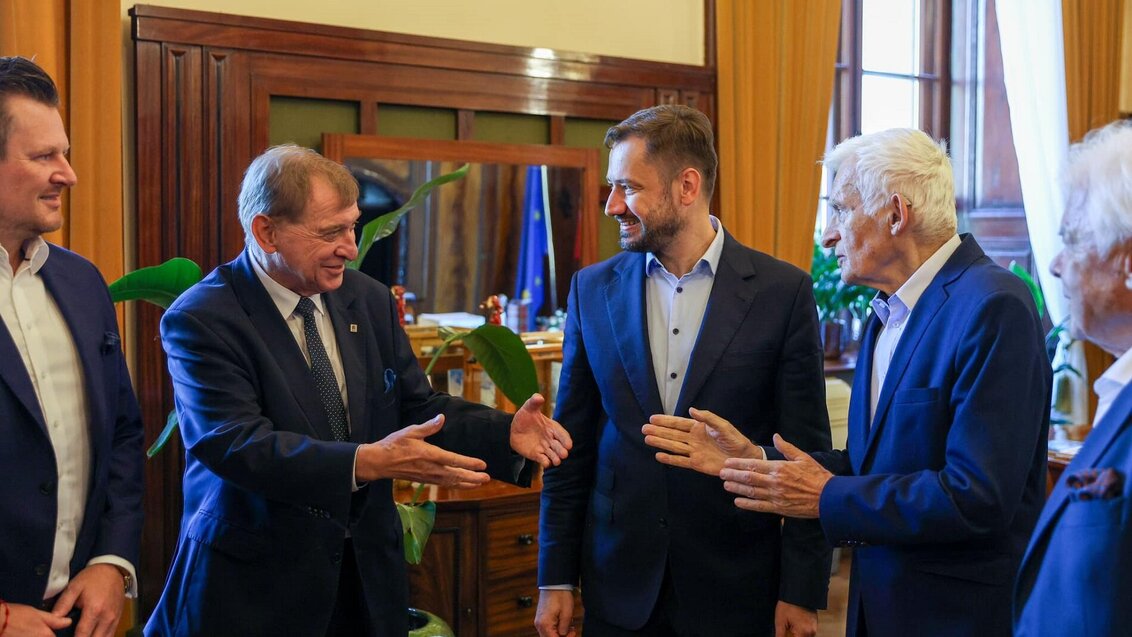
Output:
[349, 323, 358, 333]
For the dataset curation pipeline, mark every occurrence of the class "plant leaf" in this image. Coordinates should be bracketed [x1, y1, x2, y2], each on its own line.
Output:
[349, 163, 470, 270]
[109, 257, 202, 309]
[146, 410, 180, 458]
[1008, 260, 1045, 319]
[460, 324, 539, 407]
[396, 500, 437, 565]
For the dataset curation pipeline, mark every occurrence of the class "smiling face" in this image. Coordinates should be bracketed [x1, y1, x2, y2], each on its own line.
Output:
[0, 95, 77, 257]
[820, 161, 899, 293]
[605, 136, 685, 254]
[256, 175, 360, 296]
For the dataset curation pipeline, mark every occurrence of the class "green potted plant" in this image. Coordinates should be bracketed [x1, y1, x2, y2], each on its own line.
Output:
[811, 241, 874, 359]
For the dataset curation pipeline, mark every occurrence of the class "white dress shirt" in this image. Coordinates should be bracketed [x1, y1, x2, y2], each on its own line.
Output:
[869, 235, 961, 423]
[646, 216, 725, 415]
[1093, 346, 1132, 427]
[0, 238, 135, 598]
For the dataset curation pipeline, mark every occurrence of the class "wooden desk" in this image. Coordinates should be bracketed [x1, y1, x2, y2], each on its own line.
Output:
[397, 477, 583, 637]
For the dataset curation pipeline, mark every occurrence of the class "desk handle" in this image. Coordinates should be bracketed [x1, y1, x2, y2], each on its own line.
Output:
[517, 533, 534, 545]
[517, 595, 534, 608]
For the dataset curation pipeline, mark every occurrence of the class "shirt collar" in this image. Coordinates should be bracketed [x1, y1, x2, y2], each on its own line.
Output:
[1095, 346, 1132, 406]
[871, 234, 961, 327]
[646, 215, 725, 278]
[249, 253, 327, 319]
[0, 237, 50, 276]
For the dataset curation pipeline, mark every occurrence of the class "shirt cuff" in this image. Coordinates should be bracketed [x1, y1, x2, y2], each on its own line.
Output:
[87, 555, 137, 598]
[539, 585, 575, 591]
[352, 446, 362, 492]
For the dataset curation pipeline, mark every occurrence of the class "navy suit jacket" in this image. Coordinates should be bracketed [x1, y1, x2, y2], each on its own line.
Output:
[814, 235, 1050, 637]
[539, 232, 832, 635]
[1014, 381, 1132, 636]
[145, 251, 528, 636]
[0, 244, 143, 606]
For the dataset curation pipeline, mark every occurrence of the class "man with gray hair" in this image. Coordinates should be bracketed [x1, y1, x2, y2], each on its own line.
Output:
[145, 144, 572, 636]
[648, 128, 1051, 636]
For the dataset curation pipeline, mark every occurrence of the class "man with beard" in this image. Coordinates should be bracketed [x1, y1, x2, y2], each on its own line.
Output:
[535, 105, 832, 637]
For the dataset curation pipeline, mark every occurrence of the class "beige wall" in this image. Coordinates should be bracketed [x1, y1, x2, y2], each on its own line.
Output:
[120, 0, 705, 65]
[1122, 0, 1132, 113]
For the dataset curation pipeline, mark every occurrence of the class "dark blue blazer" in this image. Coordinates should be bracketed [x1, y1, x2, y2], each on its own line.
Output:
[0, 245, 143, 606]
[815, 235, 1050, 637]
[1014, 381, 1132, 636]
[145, 251, 526, 636]
[539, 232, 832, 635]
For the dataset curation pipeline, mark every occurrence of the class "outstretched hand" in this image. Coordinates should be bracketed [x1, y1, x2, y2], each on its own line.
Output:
[642, 407, 762, 476]
[511, 394, 573, 468]
[357, 415, 491, 488]
[720, 434, 831, 519]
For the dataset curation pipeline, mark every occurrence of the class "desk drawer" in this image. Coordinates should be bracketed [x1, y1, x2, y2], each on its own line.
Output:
[486, 510, 539, 577]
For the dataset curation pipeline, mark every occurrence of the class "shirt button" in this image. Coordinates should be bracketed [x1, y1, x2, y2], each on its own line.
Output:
[672, 328, 679, 335]
[669, 372, 677, 379]
[676, 287, 683, 293]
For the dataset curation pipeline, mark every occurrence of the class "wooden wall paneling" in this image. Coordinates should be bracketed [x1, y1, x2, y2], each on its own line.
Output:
[205, 48, 253, 262]
[359, 101, 377, 135]
[457, 110, 475, 141]
[549, 115, 566, 145]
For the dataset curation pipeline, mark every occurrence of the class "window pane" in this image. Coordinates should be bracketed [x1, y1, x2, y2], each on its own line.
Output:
[860, 75, 919, 133]
[862, 0, 919, 74]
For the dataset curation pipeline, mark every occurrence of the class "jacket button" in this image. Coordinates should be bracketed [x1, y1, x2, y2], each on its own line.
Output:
[658, 517, 668, 528]
[40, 481, 55, 495]
[332, 552, 342, 564]
[35, 563, 48, 576]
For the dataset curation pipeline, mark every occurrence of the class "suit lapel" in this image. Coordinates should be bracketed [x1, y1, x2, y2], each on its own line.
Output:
[324, 283, 371, 444]
[849, 313, 881, 474]
[605, 255, 664, 417]
[1017, 383, 1132, 596]
[0, 319, 46, 433]
[230, 252, 336, 441]
[675, 235, 756, 416]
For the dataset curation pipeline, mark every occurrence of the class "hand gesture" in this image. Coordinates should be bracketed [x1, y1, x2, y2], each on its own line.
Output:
[51, 563, 125, 637]
[5, 602, 73, 637]
[534, 589, 577, 637]
[642, 407, 761, 476]
[357, 415, 491, 488]
[720, 434, 832, 519]
[510, 394, 573, 468]
[775, 600, 818, 637]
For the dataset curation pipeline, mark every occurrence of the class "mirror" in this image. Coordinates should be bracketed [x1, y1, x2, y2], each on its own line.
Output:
[323, 134, 600, 324]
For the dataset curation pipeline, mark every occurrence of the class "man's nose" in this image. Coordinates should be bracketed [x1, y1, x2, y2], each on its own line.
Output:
[605, 190, 624, 217]
[820, 224, 839, 249]
[1049, 251, 1063, 278]
[54, 157, 78, 187]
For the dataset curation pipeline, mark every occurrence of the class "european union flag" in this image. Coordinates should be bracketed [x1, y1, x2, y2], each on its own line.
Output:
[514, 165, 549, 331]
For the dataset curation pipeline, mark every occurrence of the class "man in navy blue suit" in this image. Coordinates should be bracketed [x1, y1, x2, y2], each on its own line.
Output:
[536, 105, 832, 637]
[0, 57, 144, 637]
[1014, 120, 1132, 636]
[703, 128, 1051, 636]
[656, 128, 1050, 637]
[144, 144, 572, 636]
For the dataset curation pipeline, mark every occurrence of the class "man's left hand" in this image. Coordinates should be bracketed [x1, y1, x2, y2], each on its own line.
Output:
[775, 600, 818, 637]
[51, 563, 126, 637]
[720, 434, 832, 519]
[511, 394, 572, 467]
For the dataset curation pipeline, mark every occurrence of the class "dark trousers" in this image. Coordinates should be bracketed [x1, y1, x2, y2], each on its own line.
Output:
[326, 539, 369, 637]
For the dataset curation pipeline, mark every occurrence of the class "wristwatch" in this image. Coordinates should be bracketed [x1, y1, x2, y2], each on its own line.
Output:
[115, 566, 133, 595]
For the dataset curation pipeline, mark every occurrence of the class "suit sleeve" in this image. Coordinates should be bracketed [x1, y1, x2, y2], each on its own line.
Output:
[818, 290, 1050, 545]
[90, 281, 145, 570]
[538, 273, 603, 586]
[773, 274, 834, 610]
[162, 307, 359, 508]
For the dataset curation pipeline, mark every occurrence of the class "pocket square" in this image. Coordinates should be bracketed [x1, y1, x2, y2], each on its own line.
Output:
[384, 368, 397, 393]
[101, 331, 121, 354]
[1066, 467, 1124, 501]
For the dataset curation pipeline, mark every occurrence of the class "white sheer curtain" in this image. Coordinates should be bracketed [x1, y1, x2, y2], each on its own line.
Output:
[996, 0, 1086, 425]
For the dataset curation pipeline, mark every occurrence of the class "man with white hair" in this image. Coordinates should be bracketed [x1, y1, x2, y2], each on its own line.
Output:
[1014, 120, 1132, 636]
[646, 129, 1051, 636]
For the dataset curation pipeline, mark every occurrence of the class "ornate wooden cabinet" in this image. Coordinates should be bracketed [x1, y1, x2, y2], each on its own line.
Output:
[399, 478, 583, 636]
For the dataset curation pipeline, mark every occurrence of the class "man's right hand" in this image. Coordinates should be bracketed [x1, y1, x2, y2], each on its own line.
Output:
[534, 590, 576, 637]
[355, 415, 492, 488]
[6, 602, 73, 637]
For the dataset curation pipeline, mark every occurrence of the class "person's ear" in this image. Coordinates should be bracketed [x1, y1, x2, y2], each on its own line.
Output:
[250, 214, 278, 254]
[889, 193, 910, 235]
[676, 167, 702, 206]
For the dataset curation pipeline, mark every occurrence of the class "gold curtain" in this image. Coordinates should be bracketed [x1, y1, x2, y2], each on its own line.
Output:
[0, 0, 124, 283]
[1062, 0, 1125, 420]
[716, 0, 841, 272]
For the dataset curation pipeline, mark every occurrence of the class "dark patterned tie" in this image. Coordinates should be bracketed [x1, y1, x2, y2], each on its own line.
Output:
[295, 297, 349, 441]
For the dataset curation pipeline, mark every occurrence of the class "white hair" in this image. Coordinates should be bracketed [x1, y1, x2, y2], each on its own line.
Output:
[824, 128, 957, 243]
[1064, 120, 1132, 258]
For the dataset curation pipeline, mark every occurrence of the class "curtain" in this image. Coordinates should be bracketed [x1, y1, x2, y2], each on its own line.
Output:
[716, 0, 841, 272]
[0, 0, 124, 284]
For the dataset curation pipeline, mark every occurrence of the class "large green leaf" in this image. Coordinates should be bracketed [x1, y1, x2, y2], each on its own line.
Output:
[147, 410, 180, 458]
[1008, 260, 1045, 320]
[396, 500, 437, 565]
[349, 163, 470, 270]
[461, 324, 540, 407]
[109, 257, 202, 309]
